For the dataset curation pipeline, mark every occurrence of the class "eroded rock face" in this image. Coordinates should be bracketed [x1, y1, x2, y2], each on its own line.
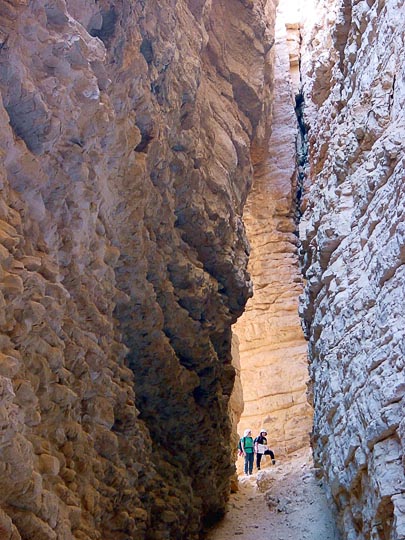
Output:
[233, 7, 313, 458]
[0, 1, 276, 538]
[300, 0, 405, 538]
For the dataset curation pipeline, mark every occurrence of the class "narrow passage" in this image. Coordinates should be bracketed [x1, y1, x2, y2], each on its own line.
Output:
[207, 448, 340, 540]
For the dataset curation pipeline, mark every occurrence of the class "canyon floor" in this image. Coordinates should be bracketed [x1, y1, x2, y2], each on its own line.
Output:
[207, 448, 341, 540]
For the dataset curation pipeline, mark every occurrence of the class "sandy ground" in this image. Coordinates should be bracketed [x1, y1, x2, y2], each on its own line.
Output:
[207, 448, 341, 540]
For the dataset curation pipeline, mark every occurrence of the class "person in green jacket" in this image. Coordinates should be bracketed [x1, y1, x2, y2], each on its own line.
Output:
[241, 428, 254, 475]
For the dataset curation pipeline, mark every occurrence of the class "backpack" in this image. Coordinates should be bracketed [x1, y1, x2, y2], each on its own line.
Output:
[237, 437, 245, 456]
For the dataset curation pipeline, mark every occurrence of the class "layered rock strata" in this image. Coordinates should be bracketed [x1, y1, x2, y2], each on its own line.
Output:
[299, 0, 405, 538]
[233, 7, 313, 458]
[0, 1, 276, 538]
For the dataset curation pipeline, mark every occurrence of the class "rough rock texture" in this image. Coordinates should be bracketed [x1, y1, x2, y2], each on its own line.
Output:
[229, 333, 244, 491]
[0, 1, 276, 538]
[299, 0, 405, 538]
[233, 7, 312, 457]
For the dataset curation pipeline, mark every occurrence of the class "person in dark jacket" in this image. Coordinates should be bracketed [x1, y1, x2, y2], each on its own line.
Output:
[254, 428, 276, 470]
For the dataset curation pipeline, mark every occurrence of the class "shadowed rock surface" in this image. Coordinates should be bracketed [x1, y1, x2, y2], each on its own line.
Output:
[0, 0, 276, 538]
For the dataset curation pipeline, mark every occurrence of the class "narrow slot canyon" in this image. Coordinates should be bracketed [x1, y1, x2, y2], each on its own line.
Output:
[233, 3, 312, 458]
[210, 5, 339, 538]
[0, 2, 403, 540]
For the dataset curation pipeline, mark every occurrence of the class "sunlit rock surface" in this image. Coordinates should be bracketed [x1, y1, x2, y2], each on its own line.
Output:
[0, 0, 276, 538]
[234, 7, 312, 458]
[300, 0, 405, 538]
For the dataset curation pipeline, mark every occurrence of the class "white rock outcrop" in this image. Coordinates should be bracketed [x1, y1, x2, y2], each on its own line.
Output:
[300, 0, 405, 538]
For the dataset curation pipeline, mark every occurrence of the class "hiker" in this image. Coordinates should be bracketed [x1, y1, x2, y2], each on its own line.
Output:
[241, 428, 255, 475]
[254, 428, 276, 470]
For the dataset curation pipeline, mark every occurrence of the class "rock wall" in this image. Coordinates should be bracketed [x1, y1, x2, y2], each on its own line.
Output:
[0, 1, 276, 538]
[233, 6, 313, 458]
[299, 0, 405, 538]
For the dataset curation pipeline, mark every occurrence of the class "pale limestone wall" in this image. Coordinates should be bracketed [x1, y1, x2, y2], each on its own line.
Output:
[233, 7, 313, 459]
[0, 1, 277, 538]
[300, 0, 405, 538]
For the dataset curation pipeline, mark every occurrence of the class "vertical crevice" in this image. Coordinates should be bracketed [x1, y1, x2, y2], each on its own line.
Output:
[293, 42, 309, 227]
[294, 92, 308, 220]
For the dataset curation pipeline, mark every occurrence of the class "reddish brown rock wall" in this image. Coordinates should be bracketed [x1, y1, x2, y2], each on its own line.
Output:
[0, 1, 276, 538]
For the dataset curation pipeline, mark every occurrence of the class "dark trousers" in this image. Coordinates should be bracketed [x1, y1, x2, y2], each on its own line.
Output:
[244, 452, 254, 474]
[257, 450, 275, 469]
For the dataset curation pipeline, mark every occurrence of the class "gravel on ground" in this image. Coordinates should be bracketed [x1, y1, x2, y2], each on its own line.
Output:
[207, 447, 341, 540]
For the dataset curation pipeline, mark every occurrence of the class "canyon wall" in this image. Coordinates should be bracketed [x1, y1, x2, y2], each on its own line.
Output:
[300, 0, 405, 538]
[0, 1, 276, 538]
[233, 7, 313, 458]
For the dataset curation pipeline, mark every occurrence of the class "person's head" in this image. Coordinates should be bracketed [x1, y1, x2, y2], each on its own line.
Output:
[260, 428, 267, 436]
[244, 429, 252, 437]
